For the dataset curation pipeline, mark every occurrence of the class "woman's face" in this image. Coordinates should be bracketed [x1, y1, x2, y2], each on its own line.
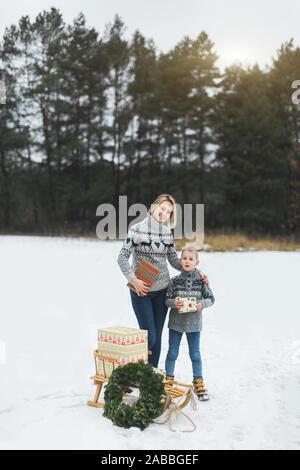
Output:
[152, 200, 173, 223]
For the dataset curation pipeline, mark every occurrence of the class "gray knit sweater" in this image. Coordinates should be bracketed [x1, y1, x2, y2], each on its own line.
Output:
[117, 213, 182, 291]
[166, 268, 215, 333]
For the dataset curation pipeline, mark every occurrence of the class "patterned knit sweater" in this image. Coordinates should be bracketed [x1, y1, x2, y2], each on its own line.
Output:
[117, 213, 182, 291]
[166, 268, 215, 333]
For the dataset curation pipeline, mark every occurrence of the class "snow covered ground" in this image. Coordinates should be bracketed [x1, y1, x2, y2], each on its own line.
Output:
[0, 235, 299, 450]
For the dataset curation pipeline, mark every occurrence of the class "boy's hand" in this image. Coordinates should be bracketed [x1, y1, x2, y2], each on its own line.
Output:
[174, 297, 184, 310]
[196, 302, 203, 311]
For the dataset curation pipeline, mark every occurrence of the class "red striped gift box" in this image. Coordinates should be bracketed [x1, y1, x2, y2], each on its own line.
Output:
[127, 259, 160, 291]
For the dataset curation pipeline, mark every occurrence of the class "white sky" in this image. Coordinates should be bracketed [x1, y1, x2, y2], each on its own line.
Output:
[1, 0, 300, 71]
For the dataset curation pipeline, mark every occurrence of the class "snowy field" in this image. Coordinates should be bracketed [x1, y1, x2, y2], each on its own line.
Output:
[0, 235, 299, 450]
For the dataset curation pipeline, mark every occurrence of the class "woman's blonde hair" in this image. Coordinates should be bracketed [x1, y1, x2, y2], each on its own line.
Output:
[148, 194, 177, 229]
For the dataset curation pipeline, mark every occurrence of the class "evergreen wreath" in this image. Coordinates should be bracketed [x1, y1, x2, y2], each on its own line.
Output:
[103, 360, 165, 431]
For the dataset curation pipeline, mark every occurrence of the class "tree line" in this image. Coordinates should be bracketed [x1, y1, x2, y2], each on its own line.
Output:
[0, 8, 299, 236]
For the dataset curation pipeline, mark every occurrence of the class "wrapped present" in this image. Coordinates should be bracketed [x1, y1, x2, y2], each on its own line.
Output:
[97, 326, 148, 378]
[178, 297, 197, 313]
[127, 259, 160, 291]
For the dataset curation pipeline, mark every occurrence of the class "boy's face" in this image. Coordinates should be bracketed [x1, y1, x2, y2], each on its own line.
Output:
[180, 250, 199, 271]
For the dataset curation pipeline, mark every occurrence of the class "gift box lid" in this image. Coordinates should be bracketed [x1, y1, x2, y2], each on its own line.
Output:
[97, 326, 148, 336]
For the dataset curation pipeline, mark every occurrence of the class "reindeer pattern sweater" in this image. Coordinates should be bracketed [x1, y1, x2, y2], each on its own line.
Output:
[117, 213, 182, 291]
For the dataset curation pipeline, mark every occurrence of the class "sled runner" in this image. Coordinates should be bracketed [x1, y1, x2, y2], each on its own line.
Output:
[87, 350, 194, 413]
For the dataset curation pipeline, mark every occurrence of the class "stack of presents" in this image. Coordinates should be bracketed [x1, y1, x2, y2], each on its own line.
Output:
[95, 261, 164, 378]
[96, 326, 149, 378]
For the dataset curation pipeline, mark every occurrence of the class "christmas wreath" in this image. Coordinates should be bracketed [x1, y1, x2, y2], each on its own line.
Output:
[103, 360, 165, 431]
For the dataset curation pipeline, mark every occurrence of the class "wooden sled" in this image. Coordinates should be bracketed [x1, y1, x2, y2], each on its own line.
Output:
[87, 350, 193, 414]
[87, 350, 117, 409]
[159, 379, 193, 416]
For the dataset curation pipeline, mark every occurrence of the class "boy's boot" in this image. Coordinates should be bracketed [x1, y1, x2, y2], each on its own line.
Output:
[193, 378, 209, 401]
[165, 376, 175, 386]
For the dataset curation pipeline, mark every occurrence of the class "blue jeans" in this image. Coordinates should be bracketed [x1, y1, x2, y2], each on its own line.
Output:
[165, 329, 202, 380]
[130, 288, 168, 367]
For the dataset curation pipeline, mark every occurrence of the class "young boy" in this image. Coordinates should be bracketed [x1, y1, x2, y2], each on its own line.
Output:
[164, 247, 215, 401]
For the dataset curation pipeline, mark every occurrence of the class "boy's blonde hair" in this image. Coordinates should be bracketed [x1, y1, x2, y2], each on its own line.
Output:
[148, 194, 177, 229]
[181, 246, 199, 260]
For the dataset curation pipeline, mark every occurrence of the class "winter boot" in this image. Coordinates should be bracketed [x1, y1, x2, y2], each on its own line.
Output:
[165, 376, 175, 386]
[193, 377, 209, 401]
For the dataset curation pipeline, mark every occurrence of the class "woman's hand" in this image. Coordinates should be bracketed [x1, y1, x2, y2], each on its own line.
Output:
[196, 302, 203, 311]
[174, 297, 184, 310]
[198, 271, 209, 285]
[131, 279, 150, 296]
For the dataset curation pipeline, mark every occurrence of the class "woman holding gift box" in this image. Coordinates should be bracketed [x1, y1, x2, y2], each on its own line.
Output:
[117, 194, 208, 367]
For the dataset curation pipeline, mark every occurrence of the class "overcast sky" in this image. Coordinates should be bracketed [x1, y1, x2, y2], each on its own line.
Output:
[1, 0, 299, 71]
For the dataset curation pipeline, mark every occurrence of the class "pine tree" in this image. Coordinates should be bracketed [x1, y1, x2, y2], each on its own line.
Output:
[0, 25, 27, 229]
[213, 64, 290, 233]
[127, 30, 158, 202]
[104, 15, 131, 209]
[269, 39, 300, 234]
[58, 12, 109, 227]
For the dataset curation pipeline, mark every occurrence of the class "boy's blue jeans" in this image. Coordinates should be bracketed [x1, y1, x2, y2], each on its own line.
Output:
[165, 329, 203, 380]
[130, 287, 168, 368]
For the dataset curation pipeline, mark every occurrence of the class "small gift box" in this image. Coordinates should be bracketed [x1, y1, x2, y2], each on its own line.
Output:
[178, 297, 197, 313]
[127, 259, 160, 291]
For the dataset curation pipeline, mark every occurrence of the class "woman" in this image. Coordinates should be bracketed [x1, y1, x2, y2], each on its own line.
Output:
[117, 194, 208, 367]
